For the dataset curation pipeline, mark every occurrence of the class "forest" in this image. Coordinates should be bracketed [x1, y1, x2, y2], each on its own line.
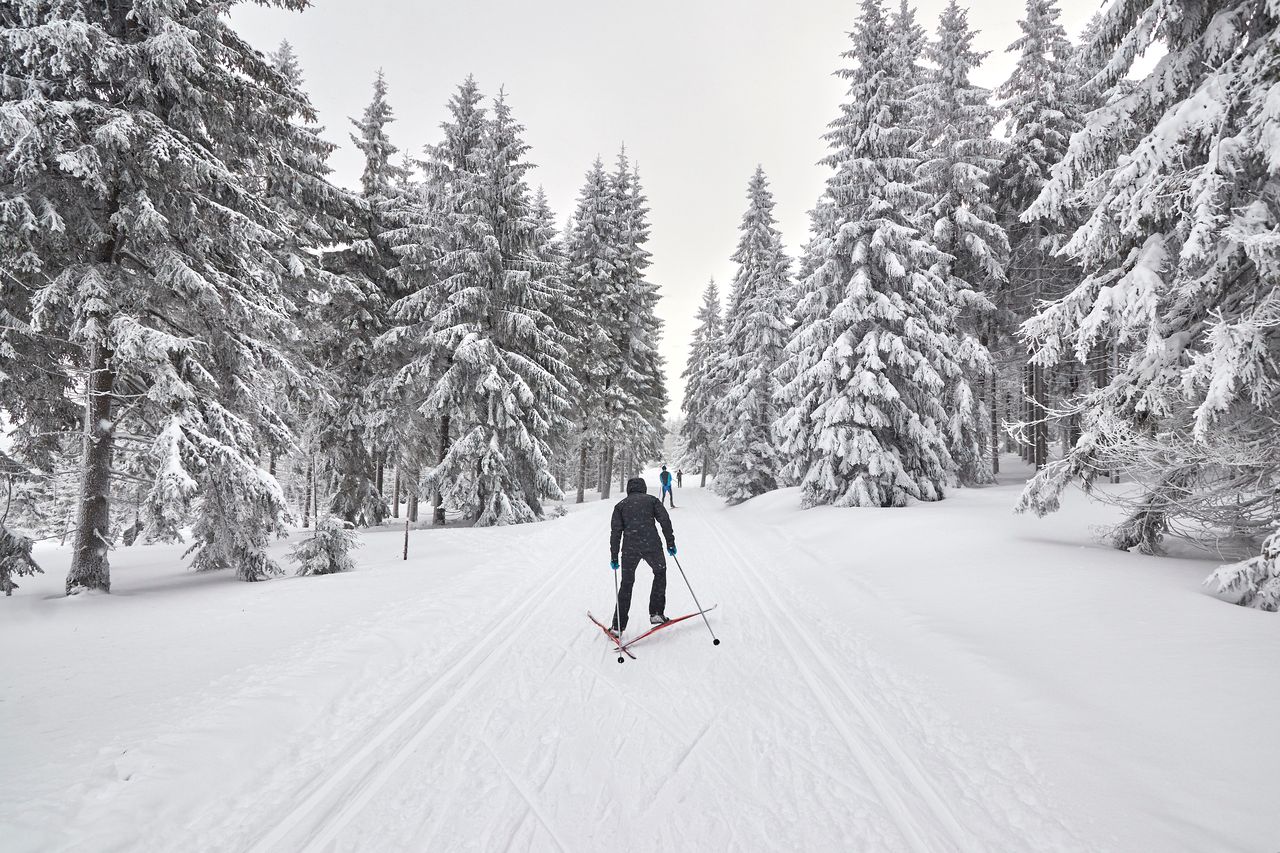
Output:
[2, 0, 1277, 612]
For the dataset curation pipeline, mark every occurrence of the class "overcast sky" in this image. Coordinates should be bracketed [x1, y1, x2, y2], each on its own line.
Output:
[230, 0, 1105, 408]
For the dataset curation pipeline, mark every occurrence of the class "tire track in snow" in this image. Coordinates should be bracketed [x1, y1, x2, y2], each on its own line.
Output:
[692, 491, 974, 853]
[245, 531, 594, 853]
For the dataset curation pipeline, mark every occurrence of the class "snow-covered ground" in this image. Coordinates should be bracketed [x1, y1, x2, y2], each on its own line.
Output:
[3, 462, 1277, 852]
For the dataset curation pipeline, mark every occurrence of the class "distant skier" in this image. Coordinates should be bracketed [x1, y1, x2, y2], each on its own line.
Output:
[609, 477, 677, 635]
[659, 464, 676, 507]
[676, 468, 683, 488]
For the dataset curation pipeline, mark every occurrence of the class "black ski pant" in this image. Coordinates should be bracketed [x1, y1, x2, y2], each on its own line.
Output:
[612, 549, 667, 630]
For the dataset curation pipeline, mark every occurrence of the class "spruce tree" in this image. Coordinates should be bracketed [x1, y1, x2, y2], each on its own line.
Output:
[317, 69, 410, 528]
[386, 82, 571, 525]
[290, 514, 360, 576]
[680, 279, 724, 487]
[919, 0, 1009, 484]
[992, 0, 1085, 470]
[0, 453, 43, 596]
[563, 158, 622, 502]
[609, 153, 668, 486]
[892, 0, 929, 139]
[382, 78, 487, 523]
[530, 185, 584, 486]
[0, 0, 340, 590]
[714, 168, 792, 504]
[1015, 0, 1280, 608]
[776, 0, 973, 508]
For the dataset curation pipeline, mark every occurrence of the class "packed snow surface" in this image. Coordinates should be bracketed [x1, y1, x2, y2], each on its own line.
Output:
[3, 465, 1277, 852]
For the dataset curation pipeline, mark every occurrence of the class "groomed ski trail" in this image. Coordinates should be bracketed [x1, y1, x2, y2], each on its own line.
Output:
[698, 506, 970, 851]
[82, 482, 1094, 852]
[245, 534, 598, 853]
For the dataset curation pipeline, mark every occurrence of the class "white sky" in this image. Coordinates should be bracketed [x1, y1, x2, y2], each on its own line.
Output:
[230, 0, 1107, 407]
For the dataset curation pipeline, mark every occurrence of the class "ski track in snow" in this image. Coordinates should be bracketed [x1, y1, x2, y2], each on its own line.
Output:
[243, 533, 598, 853]
[700, 508, 970, 852]
[696, 494, 1091, 852]
[270, 486, 1088, 851]
[6, 484, 1103, 852]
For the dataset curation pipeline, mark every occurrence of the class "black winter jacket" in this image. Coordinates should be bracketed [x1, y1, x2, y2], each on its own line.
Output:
[610, 477, 676, 561]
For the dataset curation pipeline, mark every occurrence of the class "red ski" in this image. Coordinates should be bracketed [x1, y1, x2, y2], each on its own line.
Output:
[587, 611, 636, 660]
[620, 604, 718, 652]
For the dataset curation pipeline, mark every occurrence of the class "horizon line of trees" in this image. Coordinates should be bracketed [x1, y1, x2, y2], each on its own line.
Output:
[677, 0, 1279, 611]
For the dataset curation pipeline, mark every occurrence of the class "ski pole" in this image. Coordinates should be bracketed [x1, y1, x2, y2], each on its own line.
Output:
[611, 559, 625, 664]
[671, 555, 720, 645]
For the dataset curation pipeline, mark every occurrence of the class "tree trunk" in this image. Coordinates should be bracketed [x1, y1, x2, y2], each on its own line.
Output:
[700, 452, 709, 488]
[1020, 364, 1032, 464]
[1032, 361, 1049, 469]
[302, 458, 313, 528]
[67, 341, 115, 594]
[1109, 347, 1121, 484]
[434, 414, 450, 524]
[312, 455, 319, 528]
[1093, 342, 1121, 483]
[600, 444, 614, 499]
[575, 440, 588, 504]
[392, 466, 400, 519]
[989, 367, 1000, 475]
[375, 457, 384, 495]
[408, 491, 419, 523]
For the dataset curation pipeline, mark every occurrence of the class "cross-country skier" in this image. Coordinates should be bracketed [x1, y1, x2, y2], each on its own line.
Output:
[659, 464, 676, 507]
[609, 477, 677, 636]
[676, 468, 683, 488]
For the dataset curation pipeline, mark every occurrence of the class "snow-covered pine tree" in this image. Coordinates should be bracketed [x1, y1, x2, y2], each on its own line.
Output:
[680, 279, 725, 487]
[775, 0, 973, 508]
[388, 82, 571, 525]
[714, 167, 792, 504]
[529, 185, 583, 489]
[381, 78, 486, 523]
[1015, 0, 1280, 609]
[991, 0, 1085, 469]
[0, 181, 78, 523]
[563, 158, 623, 502]
[892, 0, 929, 139]
[1210, 533, 1280, 613]
[0, 452, 42, 596]
[0, 1, 346, 590]
[290, 513, 360, 576]
[316, 69, 411, 528]
[918, 0, 1008, 484]
[609, 153, 668, 487]
[0, 525, 40, 597]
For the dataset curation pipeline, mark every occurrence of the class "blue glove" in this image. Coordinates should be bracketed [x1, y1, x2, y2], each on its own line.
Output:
[610, 560, 620, 571]
[667, 546, 677, 557]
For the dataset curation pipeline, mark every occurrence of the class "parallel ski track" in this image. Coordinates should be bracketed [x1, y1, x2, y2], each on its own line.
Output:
[245, 531, 595, 853]
[694, 494, 973, 853]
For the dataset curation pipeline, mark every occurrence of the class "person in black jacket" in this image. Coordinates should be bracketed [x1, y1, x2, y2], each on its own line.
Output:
[609, 476, 677, 634]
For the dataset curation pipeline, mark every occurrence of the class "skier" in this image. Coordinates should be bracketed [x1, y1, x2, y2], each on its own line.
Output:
[609, 477, 677, 635]
[659, 464, 676, 507]
[676, 468, 683, 488]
